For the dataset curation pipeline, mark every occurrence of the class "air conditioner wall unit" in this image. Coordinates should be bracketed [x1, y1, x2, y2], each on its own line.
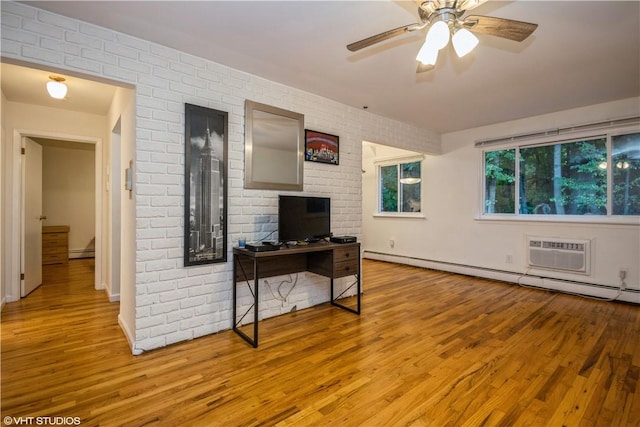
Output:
[527, 236, 591, 275]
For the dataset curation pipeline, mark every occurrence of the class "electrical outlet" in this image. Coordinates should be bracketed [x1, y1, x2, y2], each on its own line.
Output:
[389, 239, 395, 248]
[506, 254, 513, 264]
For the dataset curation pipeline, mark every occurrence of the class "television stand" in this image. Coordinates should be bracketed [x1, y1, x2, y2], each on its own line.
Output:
[232, 241, 361, 347]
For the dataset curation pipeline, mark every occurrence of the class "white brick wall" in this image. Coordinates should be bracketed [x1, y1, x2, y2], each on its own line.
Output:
[2, 3, 441, 352]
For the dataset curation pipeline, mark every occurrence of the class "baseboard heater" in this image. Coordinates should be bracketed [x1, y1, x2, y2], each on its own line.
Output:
[363, 251, 638, 304]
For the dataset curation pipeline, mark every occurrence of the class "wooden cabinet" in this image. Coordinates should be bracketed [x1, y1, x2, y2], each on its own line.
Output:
[42, 226, 70, 265]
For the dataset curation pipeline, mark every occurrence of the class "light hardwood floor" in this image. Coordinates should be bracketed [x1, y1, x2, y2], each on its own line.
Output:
[2, 258, 639, 426]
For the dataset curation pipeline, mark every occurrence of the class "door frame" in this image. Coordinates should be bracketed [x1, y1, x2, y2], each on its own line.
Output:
[9, 128, 104, 299]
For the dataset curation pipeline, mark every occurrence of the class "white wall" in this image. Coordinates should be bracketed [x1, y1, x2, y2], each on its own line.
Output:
[42, 143, 95, 257]
[1, 90, 6, 310]
[1, 3, 440, 353]
[363, 98, 640, 302]
[107, 86, 136, 348]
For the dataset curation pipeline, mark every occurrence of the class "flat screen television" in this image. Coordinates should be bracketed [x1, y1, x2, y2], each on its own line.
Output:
[278, 195, 331, 243]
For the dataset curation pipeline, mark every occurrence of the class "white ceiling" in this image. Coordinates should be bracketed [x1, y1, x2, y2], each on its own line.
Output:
[6, 1, 640, 134]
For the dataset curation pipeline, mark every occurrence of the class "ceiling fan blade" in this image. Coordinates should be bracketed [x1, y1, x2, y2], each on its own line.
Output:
[456, 0, 489, 12]
[347, 24, 419, 52]
[416, 62, 435, 73]
[462, 15, 538, 42]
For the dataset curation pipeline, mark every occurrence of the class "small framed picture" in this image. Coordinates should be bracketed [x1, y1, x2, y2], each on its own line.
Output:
[305, 129, 339, 165]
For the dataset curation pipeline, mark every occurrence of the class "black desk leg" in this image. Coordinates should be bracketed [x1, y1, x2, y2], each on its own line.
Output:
[232, 254, 259, 348]
[330, 273, 361, 315]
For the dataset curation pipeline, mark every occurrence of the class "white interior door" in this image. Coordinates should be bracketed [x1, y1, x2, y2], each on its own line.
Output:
[22, 138, 43, 297]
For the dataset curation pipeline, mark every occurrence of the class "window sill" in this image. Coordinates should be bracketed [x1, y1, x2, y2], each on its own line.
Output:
[476, 214, 639, 226]
[373, 213, 426, 219]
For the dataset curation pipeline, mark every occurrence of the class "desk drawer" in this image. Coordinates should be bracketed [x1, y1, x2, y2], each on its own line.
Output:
[334, 247, 358, 263]
[334, 259, 358, 278]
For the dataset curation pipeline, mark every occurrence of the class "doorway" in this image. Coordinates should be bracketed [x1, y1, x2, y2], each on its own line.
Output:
[18, 131, 103, 297]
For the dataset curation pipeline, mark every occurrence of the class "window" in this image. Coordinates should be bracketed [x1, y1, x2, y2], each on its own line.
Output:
[612, 133, 640, 215]
[379, 160, 422, 213]
[485, 149, 515, 213]
[483, 131, 639, 218]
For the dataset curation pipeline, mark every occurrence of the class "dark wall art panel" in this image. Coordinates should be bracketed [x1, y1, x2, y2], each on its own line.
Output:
[184, 103, 228, 266]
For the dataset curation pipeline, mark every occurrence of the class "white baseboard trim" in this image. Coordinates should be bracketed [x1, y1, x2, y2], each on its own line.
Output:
[364, 251, 640, 304]
[69, 248, 95, 259]
[107, 290, 120, 302]
[118, 314, 142, 355]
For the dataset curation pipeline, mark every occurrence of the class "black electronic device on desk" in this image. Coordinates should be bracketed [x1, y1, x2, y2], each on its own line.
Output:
[244, 243, 280, 252]
[330, 236, 357, 244]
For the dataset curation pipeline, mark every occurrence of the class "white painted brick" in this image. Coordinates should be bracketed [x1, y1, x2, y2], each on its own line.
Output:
[104, 40, 138, 59]
[150, 174, 180, 185]
[145, 260, 177, 272]
[136, 249, 166, 262]
[2, 2, 37, 18]
[158, 290, 187, 303]
[149, 217, 181, 229]
[64, 56, 101, 73]
[149, 323, 179, 338]
[151, 87, 183, 103]
[138, 52, 169, 68]
[168, 81, 196, 96]
[1, 13, 20, 28]
[136, 336, 165, 351]
[149, 300, 179, 315]
[23, 17, 64, 38]
[80, 47, 116, 65]
[179, 53, 205, 69]
[165, 330, 194, 346]
[115, 32, 148, 51]
[151, 110, 181, 124]
[136, 118, 167, 132]
[167, 309, 193, 324]
[151, 237, 180, 249]
[20, 45, 63, 64]
[137, 75, 169, 89]
[2, 22, 40, 44]
[64, 30, 102, 49]
[137, 315, 165, 329]
[118, 57, 151, 74]
[37, 10, 78, 31]
[169, 60, 195, 76]
[136, 294, 158, 307]
[149, 43, 179, 60]
[102, 64, 137, 83]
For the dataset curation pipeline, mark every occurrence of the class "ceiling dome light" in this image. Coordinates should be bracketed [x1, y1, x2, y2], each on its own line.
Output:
[452, 27, 479, 58]
[399, 177, 421, 185]
[46, 76, 67, 99]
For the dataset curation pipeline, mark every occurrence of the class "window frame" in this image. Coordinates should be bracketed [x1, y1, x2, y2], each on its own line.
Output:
[375, 155, 425, 218]
[479, 126, 640, 225]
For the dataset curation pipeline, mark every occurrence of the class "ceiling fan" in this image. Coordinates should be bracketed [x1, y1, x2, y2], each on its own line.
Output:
[347, 0, 538, 72]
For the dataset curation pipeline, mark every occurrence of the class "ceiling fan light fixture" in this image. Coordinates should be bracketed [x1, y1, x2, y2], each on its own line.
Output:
[46, 76, 67, 99]
[452, 27, 479, 58]
[416, 40, 439, 65]
[426, 20, 450, 50]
